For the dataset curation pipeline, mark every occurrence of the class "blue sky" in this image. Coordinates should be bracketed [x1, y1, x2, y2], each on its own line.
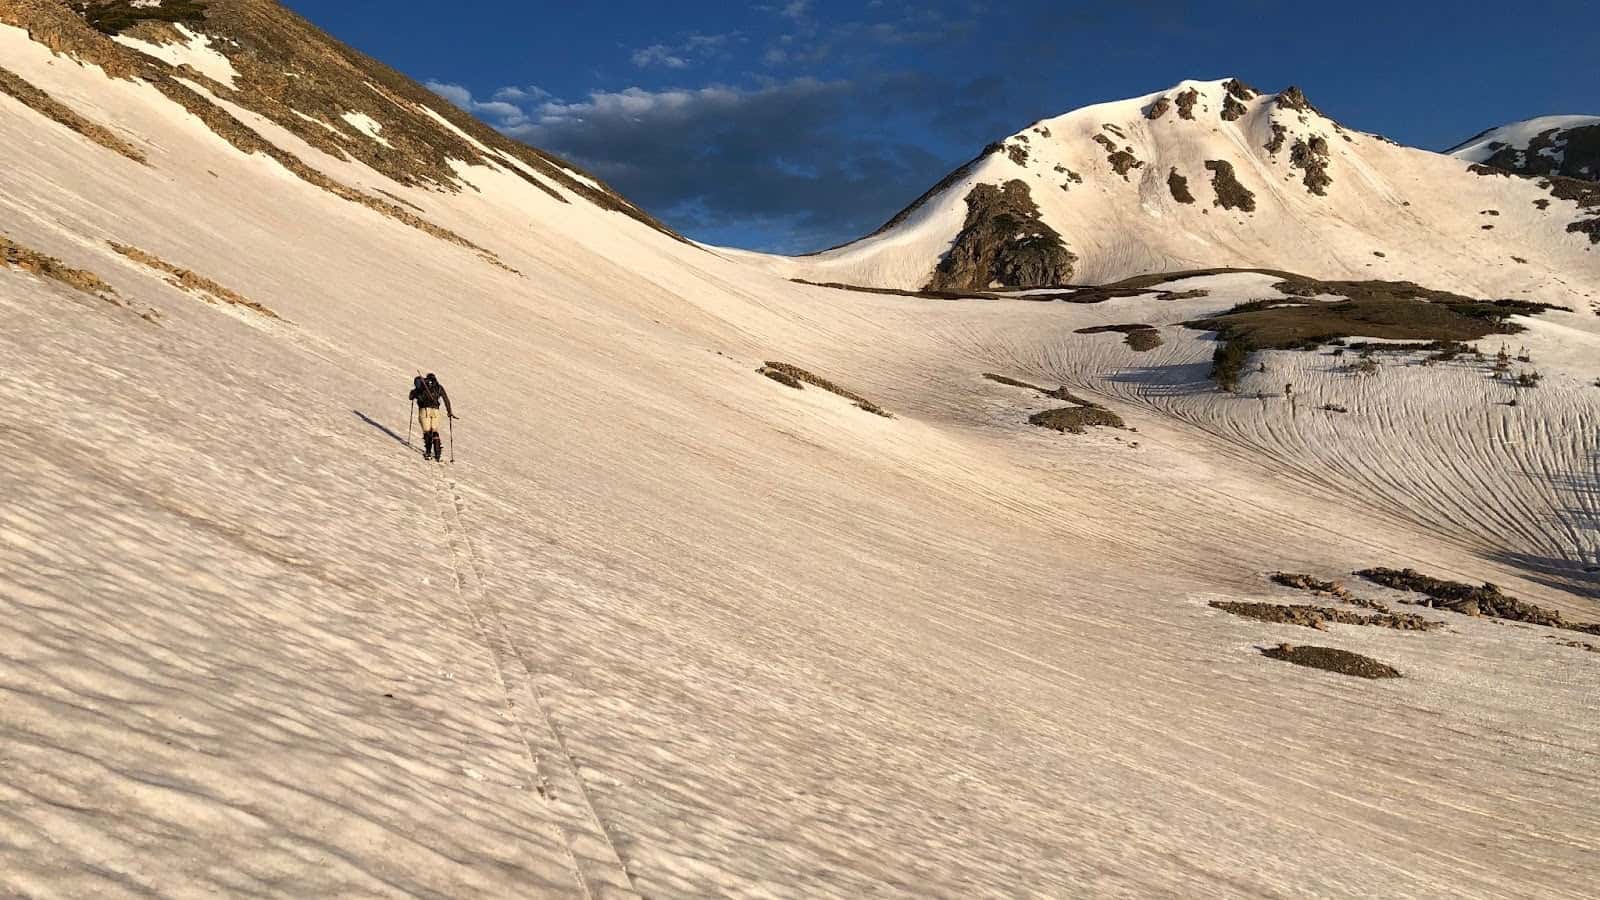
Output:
[284, 0, 1596, 252]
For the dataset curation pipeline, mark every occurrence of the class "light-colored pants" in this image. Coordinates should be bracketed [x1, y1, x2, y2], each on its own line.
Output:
[418, 407, 442, 433]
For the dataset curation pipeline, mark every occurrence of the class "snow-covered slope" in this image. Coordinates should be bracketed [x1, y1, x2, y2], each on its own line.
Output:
[2, 6, 1599, 898]
[759, 79, 1599, 302]
[1449, 114, 1600, 181]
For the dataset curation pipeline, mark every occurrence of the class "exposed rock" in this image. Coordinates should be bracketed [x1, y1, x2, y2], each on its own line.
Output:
[1261, 643, 1401, 679]
[1265, 122, 1287, 154]
[1204, 160, 1256, 211]
[109, 241, 279, 318]
[1221, 95, 1247, 122]
[1358, 567, 1600, 634]
[1475, 124, 1600, 182]
[1290, 137, 1332, 195]
[1092, 134, 1144, 180]
[1210, 601, 1441, 631]
[760, 362, 892, 417]
[1167, 168, 1195, 204]
[1075, 323, 1164, 351]
[1145, 96, 1172, 121]
[926, 181, 1076, 292]
[2, 233, 119, 304]
[1222, 78, 1260, 101]
[1276, 86, 1318, 114]
[1175, 88, 1200, 120]
[1007, 142, 1029, 166]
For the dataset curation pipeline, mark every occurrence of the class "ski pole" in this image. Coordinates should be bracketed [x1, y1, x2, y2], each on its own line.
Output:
[406, 400, 414, 448]
[448, 414, 455, 464]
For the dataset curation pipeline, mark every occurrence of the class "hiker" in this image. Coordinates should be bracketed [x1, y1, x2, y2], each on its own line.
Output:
[409, 372, 455, 461]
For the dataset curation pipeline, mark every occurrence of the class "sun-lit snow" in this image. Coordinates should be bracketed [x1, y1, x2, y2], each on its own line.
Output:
[1448, 115, 1600, 162]
[111, 22, 240, 88]
[751, 80, 1598, 312]
[1, 23, 1597, 900]
[340, 110, 393, 147]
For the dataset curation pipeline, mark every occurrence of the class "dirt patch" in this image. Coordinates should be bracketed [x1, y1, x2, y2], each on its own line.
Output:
[1290, 137, 1332, 196]
[1357, 567, 1600, 635]
[926, 180, 1076, 292]
[1204, 160, 1256, 211]
[760, 362, 892, 418]
[1175, 88, 1199, 120]
[1211, 601, 1440, 632]
[1145, 96, 1172, 121]
[0, 65, 146, 163]
[109, 241, 279, 318]
[1261, 643, 1401, 679]
[1076, 323, 1163, 351]
[1167, 168, 1195, 204]
[1029, 406, 1124, 434]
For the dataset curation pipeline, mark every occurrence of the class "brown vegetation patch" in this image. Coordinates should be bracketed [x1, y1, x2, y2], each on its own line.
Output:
[1167, 168, 1195, 203]
[109, 241, 279, 318]
[1175, 88, 1199, 120]
[1076, 323, 1163, 351]
[761, 362, 892, 418]
[926, 180, 1076, 292]
[1186, 285, 1559, 353]
[0, 65, 146, 163]
[1357, 568, 1600, 635]
[1261, 643, 1401, 679]
[1211, 601, 1440, 632]
[1029, 406, 1125, 434]
[2, 234, 119, 302]
[1290, 137, 1332, 195]
[1204, 160, 1256, 211]
[71, 1, 207, 35]
[1145, 96, 1171, 121]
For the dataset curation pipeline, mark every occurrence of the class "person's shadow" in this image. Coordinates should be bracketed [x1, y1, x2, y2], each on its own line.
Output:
[353, 410, 410, 448]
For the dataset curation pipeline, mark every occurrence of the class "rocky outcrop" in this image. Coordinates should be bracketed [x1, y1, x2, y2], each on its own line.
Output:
[1092, 134, 1144, 180]
[1478, 124, 1600, 182]
[1175, 88, 1200, 120]
[1145, 96, 1171, 121]
[1290, 137, 1332, 195]
[1167, 168, 1194, 203]
[926, 181, 1076, 292]
[1204, 160, 1256, 211]
[1221, 95, 1247, 122]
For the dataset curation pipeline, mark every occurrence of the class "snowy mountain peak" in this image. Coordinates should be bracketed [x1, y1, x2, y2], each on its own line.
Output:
[764, 80, 1597, 299]
[1448, 115, 1600, 181]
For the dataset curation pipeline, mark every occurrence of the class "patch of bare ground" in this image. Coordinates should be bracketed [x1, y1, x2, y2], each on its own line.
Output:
[1144, 96, 1171, 121]
[760, 362, 893, 418]
[1261, 643, 1401, 679]
[0, 64, 145, 162]
[1029, 406, 1124, 435]
[1175, 88, 1199, 120]
[1270, 572, 1386, 609]
[925, 180, 1076, 292]
[1186, 282, 1565, 353]
[1222, 78, 1260, 101]
[1075, 323, 1163, 351]
[3, 234, 117, 301]
[1204, 160, 1256, 211]
[109, 241, 279, 318]
[1006, 142, 1028, 166]
[1211, 601, 1440, 632]
[1290, 137, 1332, 195]
[1221, 95, 1247, 122]
[1358, 568, 1600, 635]
[1167, 168, 1195, 204]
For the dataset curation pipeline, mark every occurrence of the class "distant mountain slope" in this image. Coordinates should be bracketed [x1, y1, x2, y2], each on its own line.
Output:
[1448, 115, 1600, 181]
[755, 80, 1598, 306]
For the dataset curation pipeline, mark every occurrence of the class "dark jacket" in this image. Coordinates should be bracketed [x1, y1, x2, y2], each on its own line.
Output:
[410, 379, 454, 417]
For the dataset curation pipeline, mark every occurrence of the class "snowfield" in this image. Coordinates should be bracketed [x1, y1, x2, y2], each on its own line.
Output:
[1, 16, 1598, 900]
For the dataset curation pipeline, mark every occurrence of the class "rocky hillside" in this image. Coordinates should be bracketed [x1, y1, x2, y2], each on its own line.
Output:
[757, 80, 1598, 309]
[1450, 116, 1600, 182]
[1, 0, 677, 243]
